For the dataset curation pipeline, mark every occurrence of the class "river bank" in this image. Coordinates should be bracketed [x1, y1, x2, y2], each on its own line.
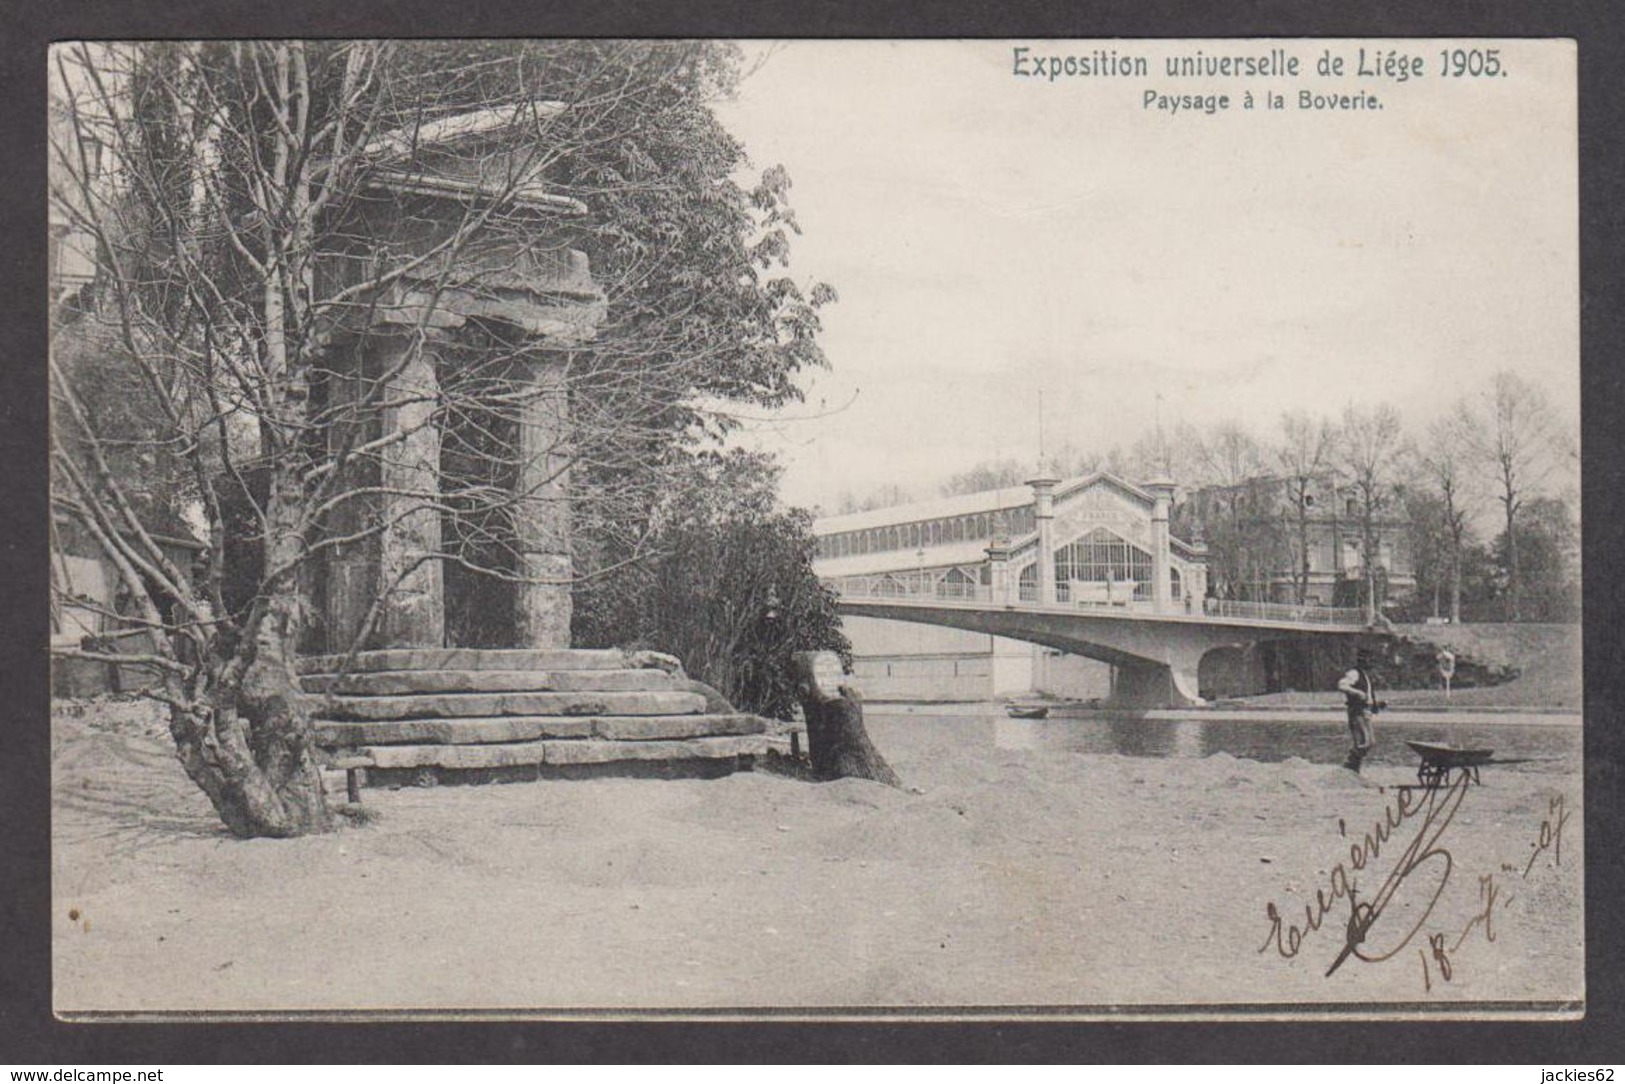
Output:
[871, 700, 1581, 727]
[53, 697, 1583, 1017]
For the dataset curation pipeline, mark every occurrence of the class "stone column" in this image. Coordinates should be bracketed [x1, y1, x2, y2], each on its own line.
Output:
[513, 354, 573, 648]
[321, 331, 445, 651]
[1146, 477, 1177, 614]
[1027, 471, 1060, 606]
[322, 348, 379, 652]
[374, 333, 446, 647]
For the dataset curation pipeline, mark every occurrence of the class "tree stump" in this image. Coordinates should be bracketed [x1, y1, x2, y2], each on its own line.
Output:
[792, 651, 901, 787]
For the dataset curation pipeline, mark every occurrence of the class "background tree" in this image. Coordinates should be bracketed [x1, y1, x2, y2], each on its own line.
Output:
[574, 450, 850, 720]
[1122, 420, 1205, 485]
[50, 41, 833, 837]
[1335, 403, 1405, 624]
[1411, 416, 1474, 623]
[832, 481, 918, 515]
[1454, 370, 1564, 621]
[1399, 487, 1452, 622]
[939, 458, 1028, 498]
[473, 41, 840, 599]
[1274, 410, 1334, 605]
[1193, 423, 1265, 599]
[1492, 495, 1580, 623]
[934, 436, 1144, 500]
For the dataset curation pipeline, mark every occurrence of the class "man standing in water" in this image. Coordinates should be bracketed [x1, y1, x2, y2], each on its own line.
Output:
[1337, 649, 1383, 772]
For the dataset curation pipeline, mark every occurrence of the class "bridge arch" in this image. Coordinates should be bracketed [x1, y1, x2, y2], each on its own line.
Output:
[1197, 643, 1257, 700]
[832, 595, 1365, 708]
[813, 469, 1368, 707]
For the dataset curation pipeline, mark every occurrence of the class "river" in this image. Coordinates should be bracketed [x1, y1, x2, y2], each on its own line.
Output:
[876, 705, 1582, 777]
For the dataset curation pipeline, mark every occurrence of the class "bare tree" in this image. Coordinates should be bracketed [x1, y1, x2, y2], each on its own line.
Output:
[939, 458, 1027, 498]
[932, 425, 1205, 502]
[1453, 370, 1564, 621]
[1335, 403, 1405, 625]
[1195, 422, 1265, 599]
[1126, 420, 1205, 485]
[49, 41, 830, 837]
[1411, 416, 1475, 623]
[834, 481, 918, 513]
[1275, 411, 1334, 605]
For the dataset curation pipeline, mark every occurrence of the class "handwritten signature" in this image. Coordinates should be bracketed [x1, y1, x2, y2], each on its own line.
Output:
[1259, 777, 1569, 988]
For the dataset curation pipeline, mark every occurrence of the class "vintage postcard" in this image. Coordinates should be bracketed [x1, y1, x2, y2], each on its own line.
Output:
[47, 38, 1580, 1020]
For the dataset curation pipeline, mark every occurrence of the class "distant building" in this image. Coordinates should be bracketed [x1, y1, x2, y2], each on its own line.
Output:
[813, 471, 1209, 701]
[48, 84, 106, 311]
[50, 92, 204, 693]
[50, 509, 206, 697]
[1176, 474, 1415, 610]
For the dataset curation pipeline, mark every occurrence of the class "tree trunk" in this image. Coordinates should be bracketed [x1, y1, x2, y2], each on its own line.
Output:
[800, 687, 902, 787]
[1297, 503, 1311, 605]
[168, 455, 334, 838]
[792, 652, 900, 787]
[1363, 503, 1378, 626]
[168, 594, 333, 837]
[1504, 497, 1521, 622]
[1449, 532, 1463, 624]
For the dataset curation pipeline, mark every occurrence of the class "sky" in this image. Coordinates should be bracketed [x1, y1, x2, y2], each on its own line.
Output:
[711, 40, 1578, 513]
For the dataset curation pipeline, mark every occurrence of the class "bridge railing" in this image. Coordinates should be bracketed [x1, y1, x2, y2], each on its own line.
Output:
[826, 575, 1369, 627]
[827, 575, 993, 603]
[1199, 598, 1368, 627]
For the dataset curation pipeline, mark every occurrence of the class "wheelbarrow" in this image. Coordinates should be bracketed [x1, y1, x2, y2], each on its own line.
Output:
[1405, 740, 1500, 788]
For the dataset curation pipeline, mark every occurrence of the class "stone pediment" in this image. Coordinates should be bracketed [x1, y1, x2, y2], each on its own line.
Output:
[323, 102, 606, 346]
[1054, 471, 1154, 509]
[1049, 476, 1153, 549]
[361, 103, 586, 215]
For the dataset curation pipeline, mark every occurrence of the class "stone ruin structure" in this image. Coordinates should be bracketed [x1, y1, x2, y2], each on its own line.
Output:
[310, 103, 596, 656]
[303, 104, 766, 785]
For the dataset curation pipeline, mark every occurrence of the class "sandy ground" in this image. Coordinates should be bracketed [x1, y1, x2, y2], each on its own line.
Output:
[52, 699, 1583, 1016]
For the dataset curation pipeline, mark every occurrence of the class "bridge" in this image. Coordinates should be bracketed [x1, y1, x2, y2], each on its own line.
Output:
[830, 580, 1375, 707]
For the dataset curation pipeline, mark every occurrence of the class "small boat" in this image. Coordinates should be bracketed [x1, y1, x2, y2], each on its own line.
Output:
[1005, 704, 1050, 719]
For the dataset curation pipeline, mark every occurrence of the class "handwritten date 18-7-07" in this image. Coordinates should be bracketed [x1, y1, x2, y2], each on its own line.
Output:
[1258, 774, 1569, 986]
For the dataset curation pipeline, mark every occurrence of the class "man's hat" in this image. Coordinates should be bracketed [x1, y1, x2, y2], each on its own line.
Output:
[1356, 649, 1373, 665]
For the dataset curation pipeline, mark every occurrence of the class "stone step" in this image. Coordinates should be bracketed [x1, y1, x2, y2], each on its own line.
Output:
[357, 734, 766, 771]
[315, 712, 765, 747]
[300, 668, 676, 696]
[314, 690, 707, 722]
[296, 648, 633, 675]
